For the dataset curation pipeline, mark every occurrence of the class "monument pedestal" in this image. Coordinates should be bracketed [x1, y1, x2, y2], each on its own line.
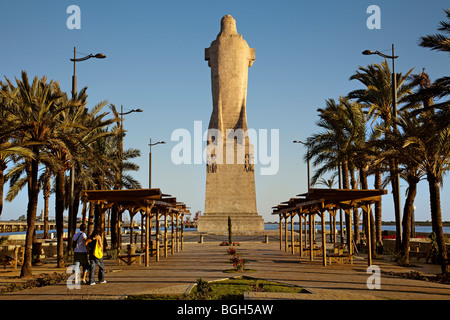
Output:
[197, 214, 264, 233]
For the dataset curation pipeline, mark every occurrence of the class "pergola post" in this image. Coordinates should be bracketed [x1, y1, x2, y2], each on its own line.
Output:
[279, 215, 283, 251]
[129, 210, 134, 245]
[176, 213, 180, 253]
[303, 213, 307, 256]
[181, 213, 184, 251]
[117, 210, 123, 254]
[164, 211, 168, 258]
[299, 214, 303, 257]
[145, 201, 154, 267]
[309, 214, 313, 261]
[364, 204, 373, 266]
[345, 208, 353, 255]
[332, 210, 337, 243]
[156, 210, 160, 262]
[171, 211, 175, 255]
[321, 210, 327, 266]
[145, 211, 149, 266]
[284, 214, 288, 252]
[290, 213, 295, 255]
[141, 213, 144, 249]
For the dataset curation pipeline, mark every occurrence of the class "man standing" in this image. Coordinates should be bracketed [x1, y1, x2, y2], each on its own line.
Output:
[72, 223, 89, 284]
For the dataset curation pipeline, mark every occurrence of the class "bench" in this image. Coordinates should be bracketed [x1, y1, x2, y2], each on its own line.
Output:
[117, 253, 144, 265]
[117, 244, 145, 266]
[301, 247, 322, 257]
[328, 253, 353, 265]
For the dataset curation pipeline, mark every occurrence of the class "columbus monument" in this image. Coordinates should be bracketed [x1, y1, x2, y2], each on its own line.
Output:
[197, 15, 265, 232]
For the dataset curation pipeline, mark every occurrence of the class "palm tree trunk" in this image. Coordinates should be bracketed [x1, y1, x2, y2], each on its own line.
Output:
[43, 177, 50, 239]
[351, 166, 359, 246]
[0, 162, 5, 216]
[401, 175, 419, 265]
[20, 148, 39, 278]
[389, 159, 402, 251]
[88, 203, 95, 236]
[110, 205, 118, 250]
[427, 173, 449, 274]
[342, 160, 351, 246]
[55, 170, 65, 268]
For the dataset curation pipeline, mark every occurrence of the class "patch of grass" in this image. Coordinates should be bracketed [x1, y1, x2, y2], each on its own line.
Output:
[127, 276, 307, 300]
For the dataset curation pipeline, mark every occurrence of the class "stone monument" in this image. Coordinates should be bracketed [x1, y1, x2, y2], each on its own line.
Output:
[197, 15, 265, 233]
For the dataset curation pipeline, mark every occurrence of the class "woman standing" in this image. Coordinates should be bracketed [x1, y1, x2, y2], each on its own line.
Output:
[88, 227, 106, 285]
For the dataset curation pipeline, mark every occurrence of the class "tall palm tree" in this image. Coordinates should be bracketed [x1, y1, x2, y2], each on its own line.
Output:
[374, 112, 425, 264]
[0, 82, 34, 216]
[402, 64, 450, 273]
[308, 98, 354, 189]
[405, 115, 450, 274]
[307, 97, 368, 246]
[1, 71, 72, 277]
[349, 60, 414, 250]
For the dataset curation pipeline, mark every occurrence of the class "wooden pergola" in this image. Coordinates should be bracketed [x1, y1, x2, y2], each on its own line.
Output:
[81, 188, 190, 267]
[272, 188, 386, 266]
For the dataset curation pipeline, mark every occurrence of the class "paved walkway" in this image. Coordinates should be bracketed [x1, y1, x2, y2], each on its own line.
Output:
[0, 242, 449, 300]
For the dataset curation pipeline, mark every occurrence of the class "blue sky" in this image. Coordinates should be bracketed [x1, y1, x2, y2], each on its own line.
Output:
[1, 1, 449, 223]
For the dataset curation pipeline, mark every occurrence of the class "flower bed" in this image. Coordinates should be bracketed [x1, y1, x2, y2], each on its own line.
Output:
[219, 241, 240, 246]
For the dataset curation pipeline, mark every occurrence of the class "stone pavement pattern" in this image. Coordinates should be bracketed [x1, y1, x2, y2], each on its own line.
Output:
[0, 242, 449, 300]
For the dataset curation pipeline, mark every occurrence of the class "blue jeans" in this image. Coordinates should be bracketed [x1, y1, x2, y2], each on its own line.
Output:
[89, 257, 105, 284]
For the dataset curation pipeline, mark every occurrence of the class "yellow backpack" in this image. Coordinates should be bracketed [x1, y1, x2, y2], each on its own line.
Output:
[93, 239, 103, 259]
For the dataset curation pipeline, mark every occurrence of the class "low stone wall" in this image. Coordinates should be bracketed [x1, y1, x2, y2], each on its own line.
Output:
[381, 238, 432, 254]
[0, 241, 61, 259]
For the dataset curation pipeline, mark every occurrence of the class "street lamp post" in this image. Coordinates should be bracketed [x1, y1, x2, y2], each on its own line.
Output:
[363, 44, 402, 248]
[119, 105, 143, 189]
[149, 138, 166, 188]
[68, 47, 106, 251]
[293, 140, 311, 191]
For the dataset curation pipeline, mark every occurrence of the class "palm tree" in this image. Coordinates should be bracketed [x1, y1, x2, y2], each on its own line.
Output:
[402, 63, 450, 273]
[1, 71, 143, 275]
[406, 9, 449, 123]
[406, 115, 450, 273]
[308, 98, 353, 189]
[308, 97, 368, 246]
[1, 71, 72, 277]
[0, 82, 34, 216]
[419, 9, 450, 53]
[374, 112, 425, 264]
[316, 177, 336, 189]
[349, 60, 414, 250]
[85, 104, 141, 248]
